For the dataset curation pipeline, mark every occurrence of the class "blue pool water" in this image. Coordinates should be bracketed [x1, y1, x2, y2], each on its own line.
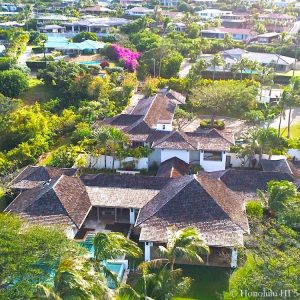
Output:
[79, 60, 100, 65]
[78, 234, 126, 288]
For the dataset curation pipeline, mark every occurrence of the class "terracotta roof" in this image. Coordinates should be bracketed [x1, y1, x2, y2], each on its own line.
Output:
[156, 157, 190, 178]
[6, 175, 91, 228]
[10, 165, 77, 190]
[136, 174, 249, 246]
[260, 159, 292, 174]
[165, 89, 186, 104]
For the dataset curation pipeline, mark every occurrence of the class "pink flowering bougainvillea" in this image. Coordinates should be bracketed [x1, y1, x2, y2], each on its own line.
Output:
[110, 44, 140, 71]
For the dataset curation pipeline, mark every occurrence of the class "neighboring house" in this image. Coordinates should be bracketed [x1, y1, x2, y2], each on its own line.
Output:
[62, 17, 130, 36]
[103, 90, 234, 172]
[0, 44, 5, 55]
[0, 21, 24, 28]
[256, 32, 280, 44]
[35, 14, 72, 26]
[45, 37, 105, 54]
[257, 88, 282, 103]
[201, 27, 257, 41]
[256, 13, 295, 32]
[159, 0, 179, 8]
[220, 13, 249, 28]
[119, 0, 144, 7]
[82, 5, 112, 15]
[125, 7, 154, 17]
[39, 24, 65, 33]
[197, 9, 232, 20]
[200, 48, 296, 72]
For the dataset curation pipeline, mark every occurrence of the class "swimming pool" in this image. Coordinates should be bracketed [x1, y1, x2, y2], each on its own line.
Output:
[79, 233, 95, 257]
[78, 60, 100, 65]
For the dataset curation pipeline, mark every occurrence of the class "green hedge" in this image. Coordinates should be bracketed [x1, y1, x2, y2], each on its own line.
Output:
[200, 119, 225, 130]
[0, 57, 13, 71]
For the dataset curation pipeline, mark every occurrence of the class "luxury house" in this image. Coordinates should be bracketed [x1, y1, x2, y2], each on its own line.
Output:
[102, 90, 234, 172]
[6, 163, 298, 267]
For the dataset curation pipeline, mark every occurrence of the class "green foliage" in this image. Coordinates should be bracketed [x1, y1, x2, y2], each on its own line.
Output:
[244, 110, 265, 125]
[190, 164, 203, 174]
[0, 57, 15, 71]
[0, 69, 29, 97]
[0, 213, 82, 299]
[200, 119, 225, 130]
[246, 201, 264, 220]
[93, 232, 142, 262]
[72, 31, 98, 43]
[48, 144, 84, 168]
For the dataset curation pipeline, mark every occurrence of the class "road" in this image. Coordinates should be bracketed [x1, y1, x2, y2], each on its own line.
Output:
[179, 58, 192, 78]
[289, 21, 300, 35]
[269, 107, 300, 129]
[18, 46, 32, 66]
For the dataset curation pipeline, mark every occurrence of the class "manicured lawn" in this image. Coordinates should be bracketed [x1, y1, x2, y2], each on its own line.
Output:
[276, 70, 300, 77]
[280, 122, 300, 138]
[21, 78, 58, 105]
[174, 265, 231, 300]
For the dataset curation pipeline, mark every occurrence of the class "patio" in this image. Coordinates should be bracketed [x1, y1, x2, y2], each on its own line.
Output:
[75, 207, 132, 240]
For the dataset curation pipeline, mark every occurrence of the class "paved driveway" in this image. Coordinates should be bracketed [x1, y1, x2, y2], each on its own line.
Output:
[269, 107, 300, 129]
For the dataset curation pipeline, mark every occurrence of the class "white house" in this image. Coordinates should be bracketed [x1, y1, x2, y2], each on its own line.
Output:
[125, 7, 154, 17]
[197, 9, 232, 20]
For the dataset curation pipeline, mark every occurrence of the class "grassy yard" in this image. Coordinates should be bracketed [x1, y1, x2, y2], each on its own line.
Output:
[280, 121, 300, 138]
[174, 265, 231, 300]
[21, 78, 58, 105]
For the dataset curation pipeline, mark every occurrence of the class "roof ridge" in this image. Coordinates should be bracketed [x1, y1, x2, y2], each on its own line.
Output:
[195, 175, 249, 233]
[135, 175, 195, 226]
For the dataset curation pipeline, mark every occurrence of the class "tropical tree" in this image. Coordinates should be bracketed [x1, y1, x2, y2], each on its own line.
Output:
[210, 53, 224, 80]
[231, 57, 253, 80]
[35, 256, 112, 300]
[93, 232, 142, 262]
[156, 227, 209, 271]
[280, 78, 300, 138]
[118, 263, 192, 300]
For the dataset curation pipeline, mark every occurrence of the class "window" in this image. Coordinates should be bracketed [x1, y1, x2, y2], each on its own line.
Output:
[203, 151, 222, 161]
[162, 125, 166, 130]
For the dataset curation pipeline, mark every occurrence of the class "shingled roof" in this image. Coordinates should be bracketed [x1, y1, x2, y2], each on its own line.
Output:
[220, 169, 295, 200]
[260, 159, 292, 174]
[6, 175, 91, 228]
[10, 165, 77, 190]
[156, 157, 190, 178]
[152, 129, 233, 151]
[136, 174, 249, 246]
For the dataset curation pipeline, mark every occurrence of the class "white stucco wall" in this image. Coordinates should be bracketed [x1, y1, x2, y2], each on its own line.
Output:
[287, 149, 300, 161]
[156, 123, 172, 131]
[200, 151, 226, 172]
[161, 149, 190, 164]
[85, 155, 148, 170]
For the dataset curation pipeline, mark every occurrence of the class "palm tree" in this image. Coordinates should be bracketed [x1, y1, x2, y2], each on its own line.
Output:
[118, 263, 192, 300]
[281, 78, 300, 138]
[35, 256, 112, 300]
[233, 57, 253, 80]
[93, 232, 142, 262]
[274, 32, 292, 72]
[156, 227, 209, 271]
[210, 53, 224, 80]
[255, 67, 274, 102]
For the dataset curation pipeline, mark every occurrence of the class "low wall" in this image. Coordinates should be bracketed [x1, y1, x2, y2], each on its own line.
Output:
[86, 154, 148, 170]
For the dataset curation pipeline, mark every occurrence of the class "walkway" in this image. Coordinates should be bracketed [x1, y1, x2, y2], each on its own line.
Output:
[122, 92, 144, 114]
[179, 58, 192, 78]
[269, 107, 300, 129]
[18, 46, 32, 66]
[289, 21, 300, 35]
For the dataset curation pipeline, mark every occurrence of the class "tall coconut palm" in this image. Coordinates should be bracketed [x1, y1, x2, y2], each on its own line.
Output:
[233, 57, 253, 80]
[35, 256, 112, 300]
[156, 227, 209, 271]
[118, 263, 192, 300]
[210, 53, 224, 80]
[93, 232, 142, 262]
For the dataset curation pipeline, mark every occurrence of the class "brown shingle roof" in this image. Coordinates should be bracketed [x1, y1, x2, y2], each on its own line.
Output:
[10, 165, 77, 190]
[136, 174, 248, 246]
[260, 159, 292, 174]
[156, 157, 190, 178]
[6, 175, 91, 228]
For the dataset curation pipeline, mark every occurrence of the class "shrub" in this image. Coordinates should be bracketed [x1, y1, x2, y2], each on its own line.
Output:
[108, 44, 140, 71]
[246, 201, 264, 220]
[32, 46, 44, 54]
[105, 67, 124, 74]
[190, 164, 202, 174]
[0, 57, 13, 71]
[0, 69, 29, 97]
[200, 119, 225, 130]
[100, 60, 110, 68]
